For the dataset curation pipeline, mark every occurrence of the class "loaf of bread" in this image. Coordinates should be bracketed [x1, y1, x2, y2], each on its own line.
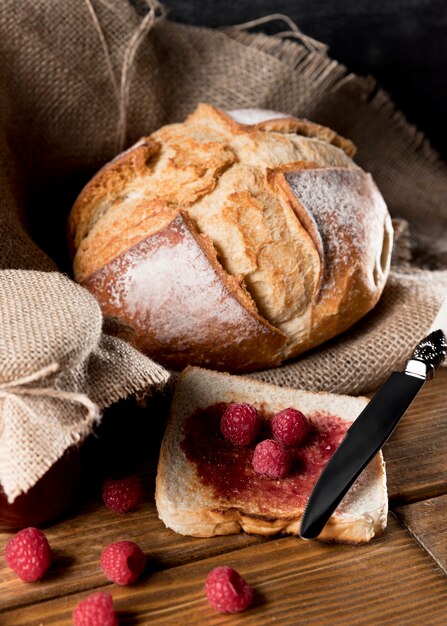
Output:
[68, 104, 393, 372]
[155, 367, 388, 543]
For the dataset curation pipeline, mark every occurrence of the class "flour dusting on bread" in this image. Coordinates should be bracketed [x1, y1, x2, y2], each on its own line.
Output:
[228, 108, 290, 125]
[83, 213, 287, 371]
[285, 168, 392, 293]
[69, 104, 393, 372]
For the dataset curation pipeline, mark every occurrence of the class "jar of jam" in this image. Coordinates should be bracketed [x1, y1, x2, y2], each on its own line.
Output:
[0, 446, 83, 531]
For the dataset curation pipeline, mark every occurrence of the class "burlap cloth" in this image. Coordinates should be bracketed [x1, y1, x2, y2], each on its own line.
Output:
[0, 1, 446, 498]
[0, 271, 169, 502]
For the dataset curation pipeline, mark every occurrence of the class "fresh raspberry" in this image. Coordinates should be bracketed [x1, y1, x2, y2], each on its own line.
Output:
[271, 408, 309, 447]
[102, 476, 142, 513]
[204, 566, 254, 613]
[73, 592, 118, 626]
[100, 541, 146, 585]
[252, 439, 291, 479]
[220, 403, 260, 446]
[4, 527, 52, 582]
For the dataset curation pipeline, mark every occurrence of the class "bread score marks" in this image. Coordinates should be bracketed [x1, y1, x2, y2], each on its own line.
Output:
[194, 104, 356, 157]
[72, 103, 356, 303]
[70, 128, 236, 275]
[74, 199, 179, 283]
[226, 188, 321, 325]
[69, 103, 393, 371]
[155, 367, 388, 542]
[188, 168, 322, 327]
[82, 213, 287, 372]
[184, 111, 355, 328]
[148, 130, 237, 206]
[275, 166, 393, 356]
[69, 138, 162, 252]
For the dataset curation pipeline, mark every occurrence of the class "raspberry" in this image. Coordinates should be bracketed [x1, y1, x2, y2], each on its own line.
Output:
[204, 566, 254, 613]
[4, 527, 52, 582]
[220, 403, 260, 446]
[271, 408, 309, 447]
[252, 439, 291, 479]
[73, 592, 118, 626]
[100, 541, 146, 585]
[102, 476, 142, 513]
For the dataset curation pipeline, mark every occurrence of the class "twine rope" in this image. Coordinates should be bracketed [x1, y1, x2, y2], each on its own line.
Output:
[229, 13, 328, 52]
[0, 363, 99, 432]
[84, 0, 166, 153]
[83, 0, 120, 102]
[117, 0, 166, 151]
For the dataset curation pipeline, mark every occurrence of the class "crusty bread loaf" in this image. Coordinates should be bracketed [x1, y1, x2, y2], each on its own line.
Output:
[155, 367, 388, 543]
[69, 104, 393, 372]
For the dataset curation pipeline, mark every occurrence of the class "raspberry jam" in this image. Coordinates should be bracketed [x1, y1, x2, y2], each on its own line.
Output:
[181, 403, 349, 514]
[0, 446, 82, 531]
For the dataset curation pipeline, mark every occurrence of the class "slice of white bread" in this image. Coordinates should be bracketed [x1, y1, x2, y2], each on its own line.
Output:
[155, 367, 388, 543]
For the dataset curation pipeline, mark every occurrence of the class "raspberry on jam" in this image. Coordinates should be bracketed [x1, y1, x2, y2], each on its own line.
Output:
[220, 403, 260, 446]
[252, 439, 291, 479]
[271, 408, 309, 447]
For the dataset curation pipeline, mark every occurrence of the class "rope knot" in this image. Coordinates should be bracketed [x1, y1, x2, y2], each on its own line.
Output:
[0, 363, 100, 432]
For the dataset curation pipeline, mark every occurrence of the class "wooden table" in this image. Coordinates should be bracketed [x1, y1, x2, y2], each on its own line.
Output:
[1, 369, 447, 625]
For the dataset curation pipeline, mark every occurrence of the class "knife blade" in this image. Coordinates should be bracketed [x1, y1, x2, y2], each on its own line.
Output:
[300, 302, 447, 540]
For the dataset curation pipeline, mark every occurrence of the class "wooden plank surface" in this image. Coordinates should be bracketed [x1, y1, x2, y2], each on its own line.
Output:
[384, 367, 447, 504]
[0, 497, 266, 613]
[2, 516, 447, 625]
[395, 494, 447, 576]
[1, 369, 447, 623]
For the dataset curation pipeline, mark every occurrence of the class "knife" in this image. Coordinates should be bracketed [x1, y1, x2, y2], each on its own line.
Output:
[300, 300, 447, 540]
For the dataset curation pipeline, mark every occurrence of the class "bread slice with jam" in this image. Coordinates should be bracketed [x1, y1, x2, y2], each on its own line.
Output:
[155, 367, 387, 543]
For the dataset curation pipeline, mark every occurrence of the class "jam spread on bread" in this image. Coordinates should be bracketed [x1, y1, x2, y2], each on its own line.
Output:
[181, 403, 350, 514]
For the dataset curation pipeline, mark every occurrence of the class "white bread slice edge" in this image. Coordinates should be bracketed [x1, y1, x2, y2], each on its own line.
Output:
[155, 367, 388, 543]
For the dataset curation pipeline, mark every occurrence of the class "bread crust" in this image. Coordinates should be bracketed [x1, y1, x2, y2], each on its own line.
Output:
[69, 104, 392, 372]
[271, 164, 393, 357]
[68, 137, 161, 255]
[82, 213, 287, 372]
[191, 104, 357, 157]
[155, 367, 388, 543]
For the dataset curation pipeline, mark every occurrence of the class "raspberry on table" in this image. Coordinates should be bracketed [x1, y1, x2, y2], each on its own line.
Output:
[220, 403, 260, 446]
[271, 407, 309, 447]
[100, 541, 146, 585]
[4, 527, 52, 582]
[252, 439, 291, 479]
[102, 475, 142, 513]
[73, 592, 118, 626]
[204, 566, 254, 613]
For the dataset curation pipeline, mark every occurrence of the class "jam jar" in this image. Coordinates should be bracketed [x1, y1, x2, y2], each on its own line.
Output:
[0, 446, 83, 531]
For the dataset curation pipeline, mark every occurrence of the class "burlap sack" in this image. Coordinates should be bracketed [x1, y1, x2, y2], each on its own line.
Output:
[0, 270, 169, 502]
[0, 1, 446, 497]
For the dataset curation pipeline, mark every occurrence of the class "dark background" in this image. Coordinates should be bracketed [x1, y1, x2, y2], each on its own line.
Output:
[156, 0, 447, 160]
